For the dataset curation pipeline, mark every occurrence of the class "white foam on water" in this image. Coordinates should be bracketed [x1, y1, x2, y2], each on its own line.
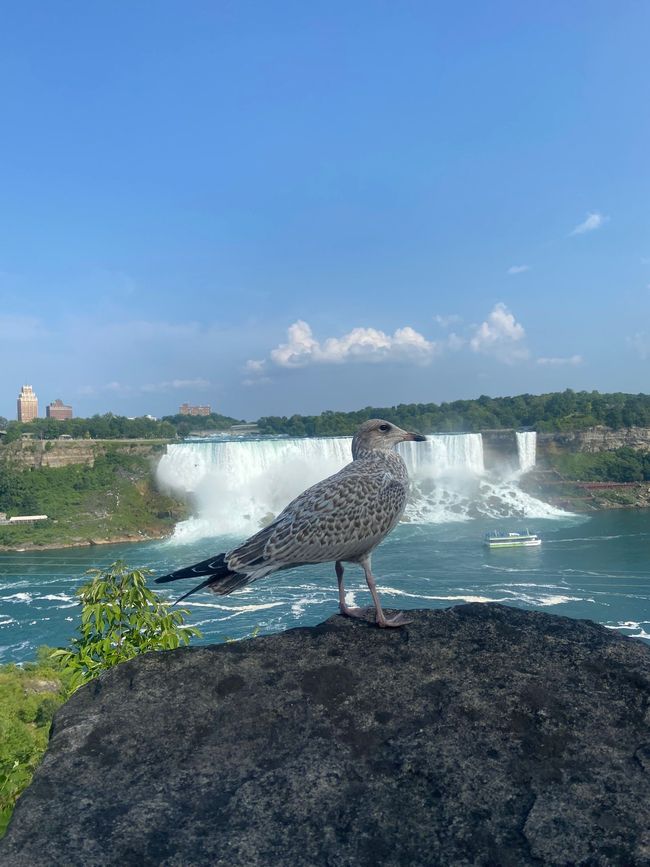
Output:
[605, 621, 650, 640]
[182, 600, 285, 614]
[0, 640, 30, 655]
[498, 588, 587, 606]
[39, 593, 75, 602]
[536, 594, 588, 606]
[158, 432, 567, 543]
[376, 586, 502, 604]
[1, 592, 33, 603]
[291, 597, 318, 616]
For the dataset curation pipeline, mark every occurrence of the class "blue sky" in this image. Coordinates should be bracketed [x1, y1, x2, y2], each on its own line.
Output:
[1, 1, 649, 421]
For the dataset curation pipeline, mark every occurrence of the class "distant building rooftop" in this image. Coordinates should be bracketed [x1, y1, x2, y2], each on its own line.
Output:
[180, 403, 211, 416]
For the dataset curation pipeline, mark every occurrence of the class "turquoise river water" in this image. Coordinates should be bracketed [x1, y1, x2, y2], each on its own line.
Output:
[2, 433, 650, 661]
[1, 509, 649, 663]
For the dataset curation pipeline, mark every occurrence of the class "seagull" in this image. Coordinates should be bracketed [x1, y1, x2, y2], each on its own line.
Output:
[155, 419, 426, 628]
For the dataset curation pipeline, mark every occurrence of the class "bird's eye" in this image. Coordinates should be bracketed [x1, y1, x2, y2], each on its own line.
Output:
[379, 424, 390, 432]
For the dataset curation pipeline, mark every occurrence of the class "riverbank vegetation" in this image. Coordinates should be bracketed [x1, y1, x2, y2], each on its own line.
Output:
[258, 390, 650, 436]
[0, 649, 70, 836]
[0, 411, 242, 443]
[0, 564, 200, 837]
[546, 447, 650, 483]
[0, 450, 186, 548]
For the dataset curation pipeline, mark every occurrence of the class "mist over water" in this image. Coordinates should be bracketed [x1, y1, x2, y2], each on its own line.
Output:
[157, 432, 564, 542]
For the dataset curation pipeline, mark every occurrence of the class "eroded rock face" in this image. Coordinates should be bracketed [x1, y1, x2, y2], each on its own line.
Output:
[2, 604, 649, 867]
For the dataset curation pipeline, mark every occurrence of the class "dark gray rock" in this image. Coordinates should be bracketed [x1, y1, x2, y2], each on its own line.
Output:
[2, 604, 649, 867]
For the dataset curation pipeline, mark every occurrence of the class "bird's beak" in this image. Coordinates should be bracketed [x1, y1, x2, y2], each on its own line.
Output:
[403, 432, 426, 442]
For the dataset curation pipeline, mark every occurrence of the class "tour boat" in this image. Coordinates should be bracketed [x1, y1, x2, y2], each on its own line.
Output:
[484, 529, 541, 549]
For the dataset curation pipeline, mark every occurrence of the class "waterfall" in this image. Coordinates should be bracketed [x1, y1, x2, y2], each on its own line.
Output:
[400, 433, 484, 477]
[516, 432, 537, 473]
[157, 432, 563, 542]
[157, 437, 353, 540]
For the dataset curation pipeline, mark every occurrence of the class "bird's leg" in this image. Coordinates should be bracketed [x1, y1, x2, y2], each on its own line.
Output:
[361, 557, 412, 628]
[336, 561, 372, 620]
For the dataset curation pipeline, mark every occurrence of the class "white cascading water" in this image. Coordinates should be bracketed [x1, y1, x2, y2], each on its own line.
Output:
[157, 432, 565, 543]
[516, 431, 537, 473]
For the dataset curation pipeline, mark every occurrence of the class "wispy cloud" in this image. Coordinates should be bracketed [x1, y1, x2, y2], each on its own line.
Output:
[628, 333, 650, 360]
[536, 355, 583, 367]
[469, 303, 529, 364]
[433, 314, 462, 328]
[507, 265, 531, 275]
[0, 314, 47, 341]
[141, 378, 211, 393]
[570, 212, 608, 236]
[242, 376, 272, 387]
[79, 378, 210, 396]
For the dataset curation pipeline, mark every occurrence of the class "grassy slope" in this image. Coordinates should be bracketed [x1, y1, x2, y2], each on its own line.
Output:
[0, 449, 187, 548]
[0, 652, 69, 836]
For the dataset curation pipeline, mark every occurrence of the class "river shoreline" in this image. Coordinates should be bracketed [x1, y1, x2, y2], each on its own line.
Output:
[0, 529, 171, 553]
[2, 496, 650, 553]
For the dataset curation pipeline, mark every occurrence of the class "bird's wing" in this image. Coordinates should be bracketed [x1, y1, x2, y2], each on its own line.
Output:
[226, 465, 407, 575]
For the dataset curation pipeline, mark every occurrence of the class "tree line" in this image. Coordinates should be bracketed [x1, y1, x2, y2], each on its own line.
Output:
[0, 411, 241, 443]
[2, 390, 650, 442]
[257, 390, 650, 436]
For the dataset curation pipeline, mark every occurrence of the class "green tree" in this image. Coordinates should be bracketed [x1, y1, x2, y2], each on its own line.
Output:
[51, 562, 202, 692]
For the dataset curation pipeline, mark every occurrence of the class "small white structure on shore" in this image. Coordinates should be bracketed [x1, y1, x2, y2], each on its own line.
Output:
[0, 514, 48, 524]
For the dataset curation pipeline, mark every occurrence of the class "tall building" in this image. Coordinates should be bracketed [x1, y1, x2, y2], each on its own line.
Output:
[46, 399, 73, 420]
[17, 385, 39, 422]
[179, 403, 211, 416]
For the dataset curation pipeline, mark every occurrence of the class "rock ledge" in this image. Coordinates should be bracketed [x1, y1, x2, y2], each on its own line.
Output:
[2, 604, 649, 866]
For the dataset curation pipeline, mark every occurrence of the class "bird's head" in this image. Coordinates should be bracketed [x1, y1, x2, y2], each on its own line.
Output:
[352, 419, 426, 458]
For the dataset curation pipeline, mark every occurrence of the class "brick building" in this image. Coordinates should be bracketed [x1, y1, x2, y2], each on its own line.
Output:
[179, 403, 211, 416]
[17, 385, 39, 422]
[46, 399, 73, 420]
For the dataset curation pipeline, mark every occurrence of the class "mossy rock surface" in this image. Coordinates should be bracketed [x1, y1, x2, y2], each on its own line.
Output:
[1, 604, 649, 866]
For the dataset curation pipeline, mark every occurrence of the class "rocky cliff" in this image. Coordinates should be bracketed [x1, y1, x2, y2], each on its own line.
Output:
[2, 604, 649, 866]
[0, 438, 168, 470]
[538, 427, 650, 455]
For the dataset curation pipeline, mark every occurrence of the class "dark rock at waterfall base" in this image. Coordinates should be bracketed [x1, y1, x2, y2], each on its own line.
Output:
[2, 604, 649, 867]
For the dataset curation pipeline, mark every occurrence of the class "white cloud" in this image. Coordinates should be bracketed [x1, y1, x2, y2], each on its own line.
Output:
[507, 265, 531, 275]
[570, 212, 608, 236]
[469, 303, 528, 363]
[0, 314, 46, 341]
[256, 319, 438, 370]
[536, 355, 583, 367]
[433, 314, 462, 328]
[79, 378, 210, 396]
[141, 378, 211, 393]
[628, 333, 650, 360]
[105, 381, 133, 395]
[245, 359, 267, 373]
[446, 332, 465, 351]
[242, 376, 272, 387]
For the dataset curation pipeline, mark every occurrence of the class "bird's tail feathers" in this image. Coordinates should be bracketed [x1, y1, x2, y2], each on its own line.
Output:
[155, 553, 252, 604]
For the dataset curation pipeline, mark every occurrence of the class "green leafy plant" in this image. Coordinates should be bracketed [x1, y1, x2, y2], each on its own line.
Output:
[51, 561, 202, 692]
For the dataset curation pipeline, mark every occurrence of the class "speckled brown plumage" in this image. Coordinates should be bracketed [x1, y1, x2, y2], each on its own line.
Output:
[156, 419, 426, 627]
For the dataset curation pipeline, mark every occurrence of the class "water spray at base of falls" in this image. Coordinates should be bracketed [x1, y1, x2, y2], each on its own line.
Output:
[157, 432, 565, 544]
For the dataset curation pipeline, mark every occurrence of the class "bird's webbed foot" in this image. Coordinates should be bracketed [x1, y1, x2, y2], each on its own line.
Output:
[339, 604, 373, 621]
[376, 611, 413, 628]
